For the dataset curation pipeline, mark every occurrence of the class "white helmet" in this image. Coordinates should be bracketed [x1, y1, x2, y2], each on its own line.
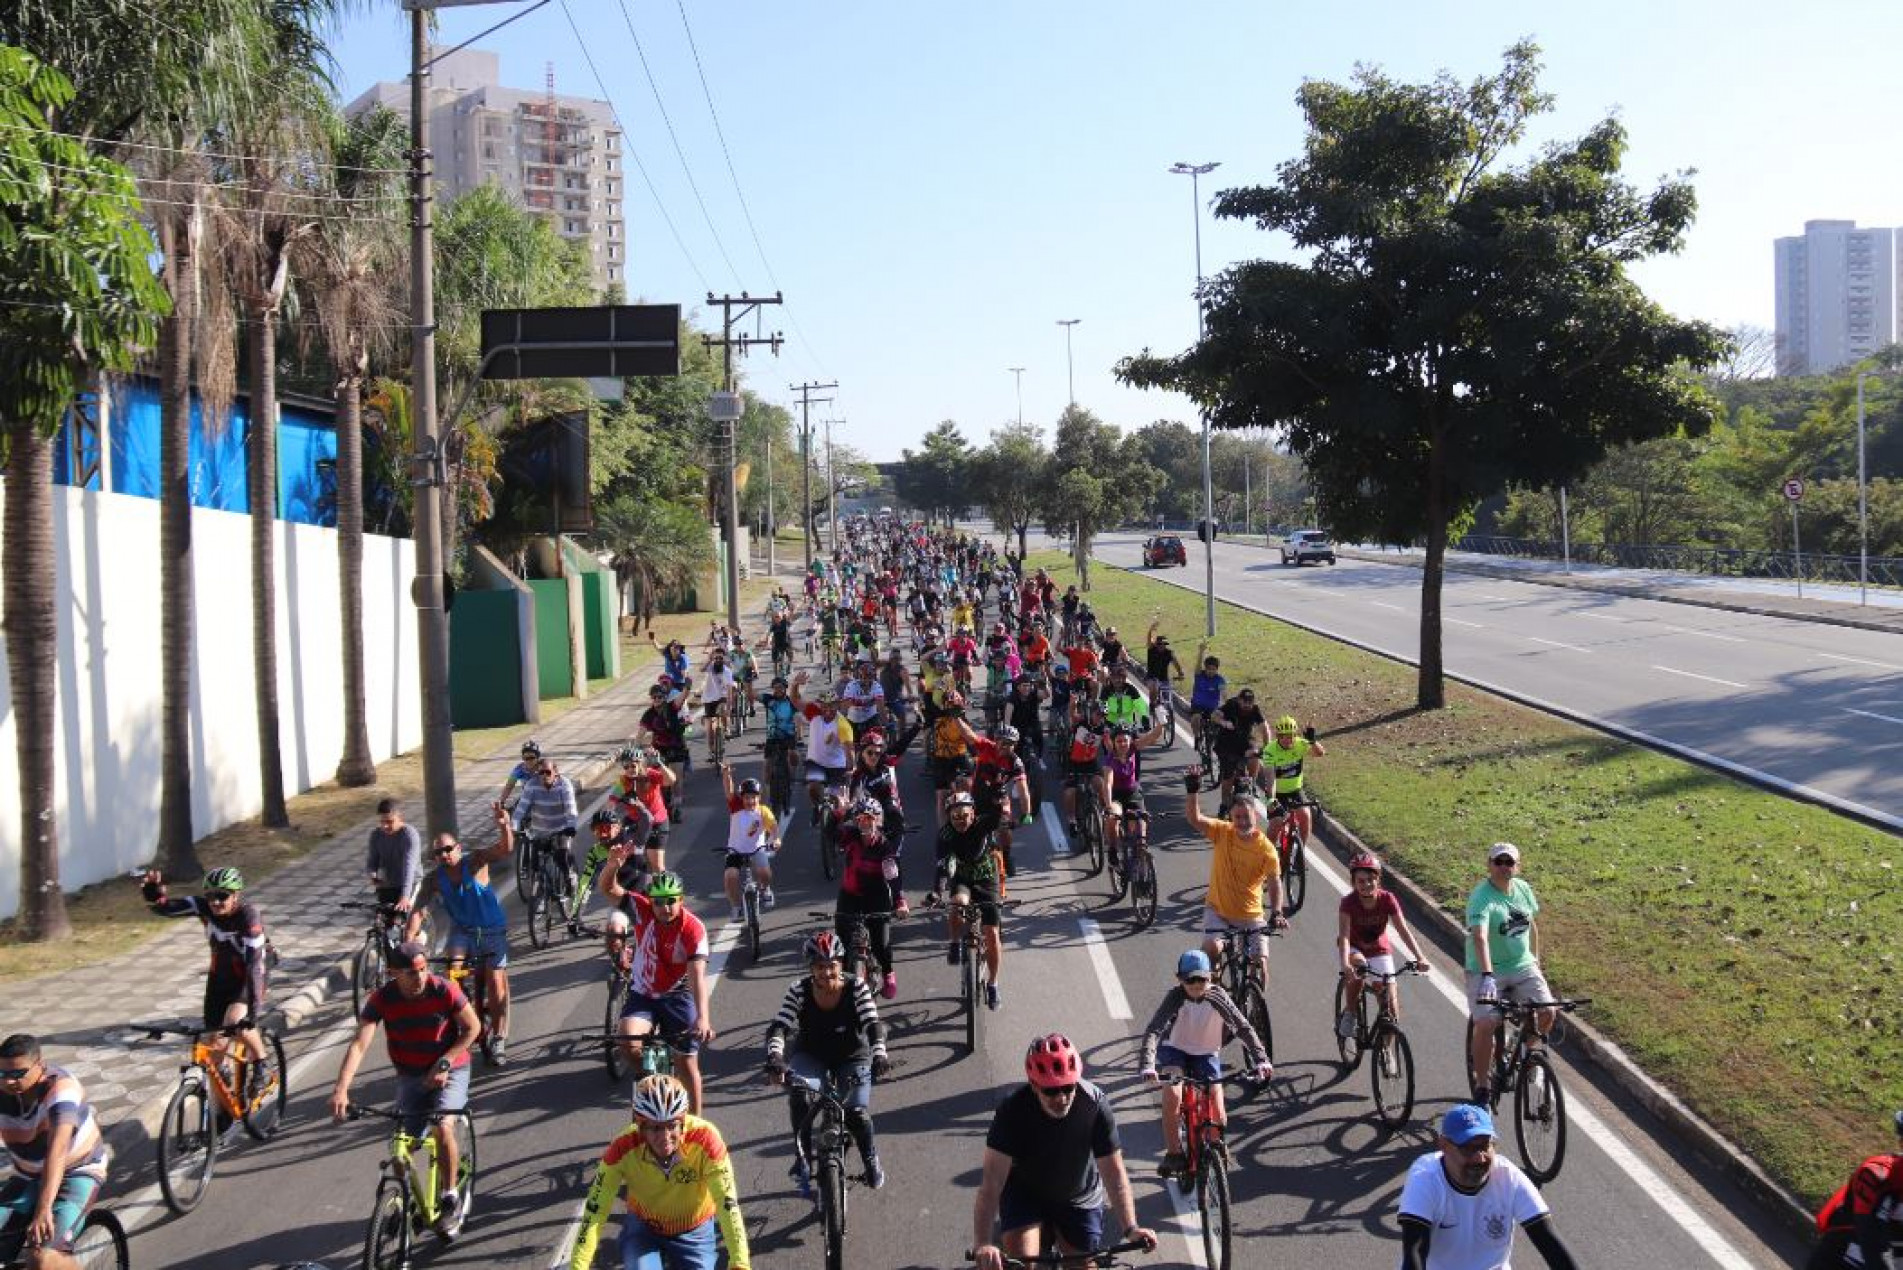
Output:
[631, 1073, 691, 1122]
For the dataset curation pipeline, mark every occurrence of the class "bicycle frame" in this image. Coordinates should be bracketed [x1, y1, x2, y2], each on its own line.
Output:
[387, 1126, 446, 1226]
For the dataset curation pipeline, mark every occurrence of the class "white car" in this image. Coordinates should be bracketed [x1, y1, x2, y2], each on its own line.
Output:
[1281, 529, 1336, 566]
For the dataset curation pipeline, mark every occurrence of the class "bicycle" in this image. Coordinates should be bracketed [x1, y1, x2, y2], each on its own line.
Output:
[705, 706, 729, 766]
[738, 854, 769, 962]
[1269, 792, 1315, 917]
[813, 778, 850, 881]
[1146, 677, 1176, 750]
[925, 895, 1013, 1057]
[1210, 925, 1280, 1066]
[1106, 808, 1158, 927]
[1193, 712, 1218, 775]
[773, 1066, 880, 1270]
[809, 899, 910, 993]
[604, 1026, 693, 1085]
[1160, 1072, 1255, 1270]
[145, 1018, 288, 1213]
[439, 947, 501, 1066]
[343, 901, 432, 1020]
[1333, 964, 1426, 1131]
[1067, 773, 1106, 876]
[764, 738, 798, 820]
[1469, 995, 1591, 1184]
[346, 1104, 477, 1268]
[602, 955, 633, 1084]
[966, 1237, 1153, 1268]
[2, 1206, 128, 1270]
[522, 834, 581, 949]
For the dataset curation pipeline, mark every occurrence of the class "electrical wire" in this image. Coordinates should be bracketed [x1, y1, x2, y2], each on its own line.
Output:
[0, 121, 412, 177]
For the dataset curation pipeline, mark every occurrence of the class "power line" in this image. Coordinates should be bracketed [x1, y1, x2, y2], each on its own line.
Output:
[0, 121, 411, 177]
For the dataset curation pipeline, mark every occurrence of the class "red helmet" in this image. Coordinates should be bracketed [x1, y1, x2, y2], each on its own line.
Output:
[1347, 851, 1382, 876]
[1024, 1033, 1082, 1090]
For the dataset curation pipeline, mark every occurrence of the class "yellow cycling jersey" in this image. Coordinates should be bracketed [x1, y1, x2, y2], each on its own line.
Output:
[571, 1115, 749, 1268]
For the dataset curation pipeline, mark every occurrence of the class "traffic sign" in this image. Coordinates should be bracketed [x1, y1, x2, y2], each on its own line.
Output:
[1782, 477, 1805, 502]
[480, 304, 680, 380]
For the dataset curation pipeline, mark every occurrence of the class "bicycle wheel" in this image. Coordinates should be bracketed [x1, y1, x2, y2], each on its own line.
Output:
[1369, 1022, 1416, 1132]
[532, 860, 560, 949]
[710, 720, 726, 765]
[1513, 1051, 1568, 1183]
[1082, 803, 1105, 877]
[362, 1175, 412, 1270]
[819, 815, 838, 881]
[352, 931, 383, 1020]
[768, 754, 792, 819]
[1131, 854, 1158, 928]
[962, 940, 980, 1056]
[1332, 978, 1364, 1069]
[446, 1109, 478, 1220]
[156, 1071, 219, 1214]
[1105, 832, 1127, 899]
[746, 887, 763, 962]
[605, 971, 632, 1083]
[1283, 835, 1308, 916]
[1243, 981, 1275, 1066]
[1197, 1154, 1233, 1270]
[68, 1208, 129, 1270]
[242, 1029, 289, 1140]
[819, 1155, 848, 1270]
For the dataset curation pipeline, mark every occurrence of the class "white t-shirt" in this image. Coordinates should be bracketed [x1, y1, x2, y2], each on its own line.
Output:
[699, 666, 736, 704]
[842, 679, 886, 721]
[806, 714, 851, 769]
[1396, 1152, 1548, 1270]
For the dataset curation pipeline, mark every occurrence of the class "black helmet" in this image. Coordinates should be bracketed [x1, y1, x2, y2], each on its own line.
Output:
[616, 746, 639, 765]
[737, 778, 762, 796]
[521, 739, 543, 759]
[591, 808, 618, 827]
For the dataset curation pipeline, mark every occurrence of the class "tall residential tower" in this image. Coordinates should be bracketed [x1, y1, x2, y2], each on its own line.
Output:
[1773, 219, 1900, 376]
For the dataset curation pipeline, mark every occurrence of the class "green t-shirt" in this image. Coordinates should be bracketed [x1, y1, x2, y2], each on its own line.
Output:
[1260, 737, 1312, 795]
[1464, 877, 1540, 974]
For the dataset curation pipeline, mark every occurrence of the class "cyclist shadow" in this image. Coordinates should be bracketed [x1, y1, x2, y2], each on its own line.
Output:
[162, 1218, 364, 1270]
[1222, 1099, 1439, 1242]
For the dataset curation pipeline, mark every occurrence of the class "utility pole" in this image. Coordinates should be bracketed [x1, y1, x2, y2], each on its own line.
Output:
[1008, 367, 1026, 428]
[789, 379, 836, 574]
[1171, 159, 1221, 638]
[702, 291, 783, 633]
[1244, 450, 1251, 536]
[823, 417, 843, 554]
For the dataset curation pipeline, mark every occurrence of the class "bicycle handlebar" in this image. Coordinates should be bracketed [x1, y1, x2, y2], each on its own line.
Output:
[967, 1238, 1154, 1267]
[139, 1019, 258, 1041]
[1475, 996, 1591, 1013]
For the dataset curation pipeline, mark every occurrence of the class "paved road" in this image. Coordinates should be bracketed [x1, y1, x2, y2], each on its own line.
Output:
[1090, 531, 1903, 827]
[108, 694, 1802, 1266]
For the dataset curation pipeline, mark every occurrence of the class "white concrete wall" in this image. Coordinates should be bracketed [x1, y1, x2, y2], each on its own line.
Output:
[0, 483, 423, 917]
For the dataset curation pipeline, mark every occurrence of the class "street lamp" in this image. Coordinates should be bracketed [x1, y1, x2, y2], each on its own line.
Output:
[1171, 159, 1221, 639]
[1008, 367, 1026, 428]
[1858, 371, 1883, 605]
[1057, 320, 1080, 405]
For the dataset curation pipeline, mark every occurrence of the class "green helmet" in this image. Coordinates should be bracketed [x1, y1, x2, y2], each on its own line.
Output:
[203, 867, 244, 893]
[645, 871, 684, 900]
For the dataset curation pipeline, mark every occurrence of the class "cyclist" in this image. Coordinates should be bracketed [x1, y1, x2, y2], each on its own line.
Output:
[1188, 645, 1226, 750]
[715, 764, 779, 923]
[410, 806, 516, 1063]
[365, 798, 423, 916]
[647, 633, 692, 686]
[815, 598, 843, 669]
[790, 675, 856, 829]
[946, 625, 980, 693]
[1060, 629, 1100, 702]
[141, 865, 272, 1079]
[730, 640, 759, 720]
[692, 647, 737, 757]
[1466, 844, 1556, 1107]
[598, 867, 714, 1114]
[930, 792, 1008, 1009]
[608, 748, 675, 873]
[1260, 715, 1325, 843]
[512, 758, 579, 916]
[1099, 662, 1149, 733]
[834, 798, 905, 999]
[971, 1035, 1157, 1270]
[878, 647, 914, 732]
[760, 676, 802, 810]
[1143, 621, 1184, 713]
[1210, 687, 1267, 813]
[1138, 950, 1272, 1177]
[0, 1034, 109, 1270]
[848, 729, 914, 899]
[1097, 717, 1169, 869]
[764, 931, 893, 1196]
[638, 684, 692, 825]
[981, 643, 1018, 727]
[1098, 625, 1127, 674]
[1019, 621, 1052, 682]
[927, 690, 980, 825]
[768, 607, 795, 678]
[1183, 768, 1288, 997]
[1059, 699, 1111, 848]
[1398, 1104, 1580, 1270]
[570, 1074, 750, 1270]
[842, 660, 888, 734]
[1337, 852, 1431, 1038]
[497, 738, 543, 807]
[329, 939, 480, 1238]
[1005, 675, 1048, 762]
[581, 806, 649, 905]
[968, 725, 1033, 878]
[1809, 1111, 1903, 1270]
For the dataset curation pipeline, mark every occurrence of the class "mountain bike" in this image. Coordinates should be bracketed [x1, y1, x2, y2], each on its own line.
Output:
[1333, 964, 1426, 1132]
[343, 901, 431, 1020]
[1270, 792, 1314, 917]
[146, 1018, 287, 1214]
[602, 955, 633, 1084]
[737, 853, 770, 962]
[813, 777, 850, 881]
[1068, 773, 1106, 876]
[705, 705, 729, 765]
[1211, 925, 1280, 1065]
[1470, 995, 1592, 1183]
[964, 1237, 1153, 1268]
[774, 1066, 881, 1270]
[764, 737, 797, 820]
[1146, 677, 1176, 750]
[1106, 808, 1158, 927]
[1194, 713, 1218, 774]
[1160, 1072, 1255, 1270]
[927, 895, 1013, 1057]
[440, 947, 501, 1066]
[603, 1027, 694, 1084]
[345, 1104, 477, 1268]
[522, 834, 581, 949]
[2, 1206, 128, 1270]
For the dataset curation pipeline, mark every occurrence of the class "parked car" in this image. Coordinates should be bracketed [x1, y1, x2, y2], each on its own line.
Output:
[1143, 534, 1188, 568]
[1281, 529, 1336, 566]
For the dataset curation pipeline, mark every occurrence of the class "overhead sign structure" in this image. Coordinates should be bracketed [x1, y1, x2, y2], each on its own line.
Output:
[1782, 476, 1805, 502]
[479, 304, 681, 380]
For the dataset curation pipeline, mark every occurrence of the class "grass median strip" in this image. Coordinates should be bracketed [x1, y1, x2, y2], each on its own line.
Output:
[1029, 548, 1899, 1207]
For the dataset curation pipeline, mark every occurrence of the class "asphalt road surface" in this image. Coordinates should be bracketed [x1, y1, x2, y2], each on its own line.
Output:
[1089, 530, 1903, 828]
[102, 654, 1805, 1268]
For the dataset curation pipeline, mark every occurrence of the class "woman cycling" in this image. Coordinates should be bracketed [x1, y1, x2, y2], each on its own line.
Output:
[1336, 852, 1431, 1037]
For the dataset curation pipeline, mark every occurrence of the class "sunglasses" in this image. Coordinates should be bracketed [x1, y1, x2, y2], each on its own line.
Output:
[1037, 1085, 1078, 1101]
[1491, 857, 1518, 867]
[649, 896, 681, 908]
[433, 844, 459, 858]
[638, 1118, 684, 1134]
[204, 890, 235, 902]
[539, 770, 558, 778]
[0, 1067, 33, 1081]
[1181, 975, 1210, 986]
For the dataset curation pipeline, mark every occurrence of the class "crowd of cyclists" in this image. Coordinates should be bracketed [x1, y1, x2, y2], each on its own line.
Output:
[1, 512, 1891, 1270]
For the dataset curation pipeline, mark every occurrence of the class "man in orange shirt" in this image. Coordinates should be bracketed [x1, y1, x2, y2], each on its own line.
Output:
[1183, 768, 1288, 993]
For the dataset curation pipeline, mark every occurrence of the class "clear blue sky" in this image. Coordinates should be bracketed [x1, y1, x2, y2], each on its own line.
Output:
[328, 0, 1903, 461]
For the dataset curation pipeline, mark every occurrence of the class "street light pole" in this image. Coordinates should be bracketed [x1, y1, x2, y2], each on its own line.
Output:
[1171, 159, 1220, 639]
[1057, 320, 1080, 406]
[1008, 367, 1025, 428]
[1858, 371, 1877, 605]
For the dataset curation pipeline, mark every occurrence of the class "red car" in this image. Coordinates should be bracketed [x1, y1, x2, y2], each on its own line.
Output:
[1143, 535, 1187, 568]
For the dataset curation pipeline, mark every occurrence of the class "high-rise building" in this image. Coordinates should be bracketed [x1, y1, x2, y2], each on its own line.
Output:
[1773, 219, 1900, 376]
[347, 49, 627, 292]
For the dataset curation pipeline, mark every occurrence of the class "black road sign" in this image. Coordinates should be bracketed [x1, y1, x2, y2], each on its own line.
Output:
[479, 304, 680, 380]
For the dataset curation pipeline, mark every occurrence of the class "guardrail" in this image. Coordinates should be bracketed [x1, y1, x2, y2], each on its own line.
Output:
[1453, 535, 1903, 587]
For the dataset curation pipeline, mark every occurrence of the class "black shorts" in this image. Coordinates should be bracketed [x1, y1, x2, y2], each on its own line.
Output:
[1216, 749, 1248, 781]
[644, 820, 672, 850]
[931, 755, 973, 789]
[948, 880, 1002, 927]
[1111, 786, 1146, 816]
[1064, 761, 1099, 785]
[724, 851, 768, 872]
[204, 977, 257, 1031]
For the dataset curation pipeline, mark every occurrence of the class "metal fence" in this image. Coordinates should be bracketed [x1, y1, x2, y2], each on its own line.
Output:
[1454, 535, 1903, 588]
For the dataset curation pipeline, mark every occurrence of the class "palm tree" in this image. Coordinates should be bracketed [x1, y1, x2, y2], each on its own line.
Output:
[592, 494, 714, 634]
[297, 103, 406, 786]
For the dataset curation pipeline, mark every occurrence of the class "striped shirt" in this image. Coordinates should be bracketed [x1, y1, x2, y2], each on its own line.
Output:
[0, 1067, 108, 1181]
[513, 776, 578, 840]
[361, 976, 473, 1075]
[765, 975, 886, 1067]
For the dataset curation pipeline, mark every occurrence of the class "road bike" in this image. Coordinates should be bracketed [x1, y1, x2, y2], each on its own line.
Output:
[440, 946, 501, 1066]
[1211, 924, 1280, 1065]
[2, 1206, 128, 1270]
[774, 1067, 880, 1270]
[1470, 995, 1592, 1183]
[1105, 808, 1158, 927]
[1333, 965, 1426, 1132]
[342, 901, 431, 1020]
[1160, 1073, 1255, 1270]
[523, 834, 582, 949]
[346, 1104, 477, 1268]
[147, 1018, 287, 1214]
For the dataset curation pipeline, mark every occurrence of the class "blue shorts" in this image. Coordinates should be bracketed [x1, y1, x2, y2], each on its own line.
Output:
[620, 991, 700, 1055]
[996, 1180, 1103, 1252]
[0, 1171, 102, 1257]
[393, 1063, 471, 1138]
[1155, 1045, 1221, 1082]
[446, 925, 509, 971]
[619, 1213, 716, 1270]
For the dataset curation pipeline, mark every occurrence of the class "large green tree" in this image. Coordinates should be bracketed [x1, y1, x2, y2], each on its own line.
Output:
[0, 44, 170, 937]
[1038, 406, 1159, 589]
[895, 421, 974, 525]
[973, 424, 1048, 559]
[1119, 42, 1728, 707]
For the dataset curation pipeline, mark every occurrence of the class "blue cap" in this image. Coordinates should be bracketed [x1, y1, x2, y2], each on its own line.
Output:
[1440, 1103, 1495, 1145]
[1176, 949, 1212, 978]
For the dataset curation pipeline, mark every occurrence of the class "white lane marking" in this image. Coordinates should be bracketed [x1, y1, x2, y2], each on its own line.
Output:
[1577, 612, 1623, 623]
[1370, 601, 1407, 612]
[1656, 623, 1746, 644]
[1527, 637, 1591, 653]
[1652, 665, 1747, 690]
[1821, 652, 1903, 671]
[1078, 918, 1133, 1020]
[1476, 594, 1516, 603]
[1446, 618, 1486, 629]
[1161, 1185, 1210, 1268]
[1043, 800, 1068, 859]
[1844, 707, 1903, 727]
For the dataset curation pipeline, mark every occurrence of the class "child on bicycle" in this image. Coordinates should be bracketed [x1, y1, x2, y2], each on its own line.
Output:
[1337, 852, 1431, 1038]
[716, 763, 779, 923]
[1138, 950, 1272, 1178]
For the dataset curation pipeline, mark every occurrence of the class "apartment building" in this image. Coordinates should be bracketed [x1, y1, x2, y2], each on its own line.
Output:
[347, 49, 628, 292]
[1773, 219, 1900, 376]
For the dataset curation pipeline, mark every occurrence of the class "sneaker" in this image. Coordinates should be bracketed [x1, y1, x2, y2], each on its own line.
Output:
[488, 1035, 508, 1067]
[1336, 1010, 1357, 1040]
[761, 889, 777, 911]
[946, 941, 961, 966]
[432, 1190, 465, 1240]
[985, 982, 1001, 1010]
[880, 972, 898, 1000]
[789, 1155, 814, 1201]
[863, 1154, 886, 1190]
[1159, 1150, 1188, 1178]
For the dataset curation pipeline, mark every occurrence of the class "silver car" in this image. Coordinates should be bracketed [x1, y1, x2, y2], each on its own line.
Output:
[1281, 529, 1336, 566]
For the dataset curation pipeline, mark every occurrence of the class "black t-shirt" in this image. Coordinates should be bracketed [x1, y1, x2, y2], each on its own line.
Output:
[1100, 638, 1126, 669]
[1215, 699, 1264, 753]
[1144, 643, 1174, 679]
[1008, 691, 1043, 732]
[984, 1081, 1119, 1208]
